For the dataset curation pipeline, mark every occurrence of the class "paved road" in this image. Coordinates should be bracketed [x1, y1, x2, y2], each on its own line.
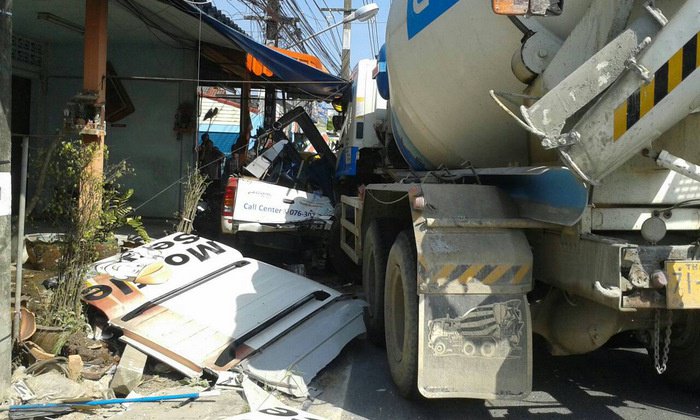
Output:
[300, 338, 700, 420]
[211, 234, 700, 419]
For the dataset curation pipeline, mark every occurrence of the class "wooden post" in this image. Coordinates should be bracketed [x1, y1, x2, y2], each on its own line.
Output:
[0, 0, 12, 399]
[81, 0, 107, 212]
[84, 0, 108, 108]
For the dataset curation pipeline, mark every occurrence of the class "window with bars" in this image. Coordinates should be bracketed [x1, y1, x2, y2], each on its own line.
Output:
[12, 34, 44, 69]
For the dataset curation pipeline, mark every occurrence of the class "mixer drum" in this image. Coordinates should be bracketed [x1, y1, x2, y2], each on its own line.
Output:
[385, 0, 587, 170]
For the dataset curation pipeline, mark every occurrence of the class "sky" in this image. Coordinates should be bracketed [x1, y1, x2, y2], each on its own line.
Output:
[212, 0, 390, 73]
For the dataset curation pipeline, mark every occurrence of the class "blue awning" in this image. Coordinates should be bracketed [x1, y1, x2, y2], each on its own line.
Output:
[169, 1, 349, 100]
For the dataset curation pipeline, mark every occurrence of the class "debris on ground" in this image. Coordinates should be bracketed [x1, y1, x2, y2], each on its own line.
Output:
[12, 368, 113, 403]
[239, 299, 366, 398]
[236, 377, 325, 420]
[67, 355, 83, 381]
[242, 376, 284, 411]
[109, 345, 148, 396]
[81, 233, 365, 392]
[6, 232, 366, 419]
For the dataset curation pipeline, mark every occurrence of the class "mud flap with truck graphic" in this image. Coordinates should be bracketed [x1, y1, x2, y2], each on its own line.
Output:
[419, 294, 532, 399]
[410, 184, 534, 399]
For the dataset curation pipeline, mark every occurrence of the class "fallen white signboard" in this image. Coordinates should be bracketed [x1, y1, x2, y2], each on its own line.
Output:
[81, 233, 365, 396]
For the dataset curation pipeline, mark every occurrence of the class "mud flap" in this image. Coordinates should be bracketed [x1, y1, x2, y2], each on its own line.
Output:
[410, 184, 534, 399]
[418, 293, 532, 399]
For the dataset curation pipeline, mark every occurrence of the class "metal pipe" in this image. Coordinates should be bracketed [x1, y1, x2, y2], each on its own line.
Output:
[286, 19, 345, 49]
[655, 150, 700, 183]
[13, 136, 27, 341]
[49, 75, 346, 85]
[9, 390, 222, 411]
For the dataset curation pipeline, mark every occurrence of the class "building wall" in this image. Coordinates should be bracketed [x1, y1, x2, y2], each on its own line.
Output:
[106, 43, 196, 219]
[199, 96, 243, 127]
[31, 41, 196, 219]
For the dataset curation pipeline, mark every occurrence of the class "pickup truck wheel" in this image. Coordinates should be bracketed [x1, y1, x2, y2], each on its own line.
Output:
[658, 311, 700, 391]
[480, 341, 496, 358]
[363, 220, 400, 346]
[384, 230, 419, 399]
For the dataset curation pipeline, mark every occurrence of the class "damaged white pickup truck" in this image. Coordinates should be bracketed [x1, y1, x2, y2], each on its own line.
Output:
[219, 107, 337, 265]
[221, 175, 333, 234]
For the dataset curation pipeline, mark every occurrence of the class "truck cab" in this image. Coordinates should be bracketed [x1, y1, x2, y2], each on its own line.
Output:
[336, 59, 388, 182]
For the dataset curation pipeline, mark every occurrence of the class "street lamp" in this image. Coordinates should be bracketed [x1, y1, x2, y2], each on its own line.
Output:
[286, 3, 379, 78]
[346, 3, 380, 22]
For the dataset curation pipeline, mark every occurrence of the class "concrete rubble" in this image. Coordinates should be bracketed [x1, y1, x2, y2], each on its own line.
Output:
[109, 345, 148, 396]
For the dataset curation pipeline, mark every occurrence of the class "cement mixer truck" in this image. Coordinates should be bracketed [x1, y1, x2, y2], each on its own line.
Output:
[333, 0, 700, 400]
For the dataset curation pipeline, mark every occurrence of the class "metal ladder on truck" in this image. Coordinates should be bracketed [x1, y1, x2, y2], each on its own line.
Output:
[515, 0, 700, 184]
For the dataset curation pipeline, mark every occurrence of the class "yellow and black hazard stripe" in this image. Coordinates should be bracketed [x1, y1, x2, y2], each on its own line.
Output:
[418, 262, 532, 286]
[614, 32, 699, 141]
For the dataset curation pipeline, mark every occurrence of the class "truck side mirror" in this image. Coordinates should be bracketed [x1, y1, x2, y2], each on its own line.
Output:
[332, 115, 345, 132]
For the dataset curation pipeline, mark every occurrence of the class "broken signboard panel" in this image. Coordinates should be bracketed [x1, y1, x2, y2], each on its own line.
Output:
[81, 233, 365, 394]
[240, 299, 366, 398]
[82, 233, 242, 320]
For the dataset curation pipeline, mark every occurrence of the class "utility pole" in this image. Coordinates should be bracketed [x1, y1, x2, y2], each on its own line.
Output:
[341, 0, 351, 80]
[246, 0, 299, 129]
[0, 0, 12, 399]
[240, 73, 251, 153]
[264, 0, 280, 129]
[265, 0, 280, 46]
[320, 2, 354, 79]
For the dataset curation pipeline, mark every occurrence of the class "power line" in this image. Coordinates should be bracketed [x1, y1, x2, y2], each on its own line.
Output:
[283, 0, 340, 72]
[306, 0, 342, 57]
[212, 0, 344, 74]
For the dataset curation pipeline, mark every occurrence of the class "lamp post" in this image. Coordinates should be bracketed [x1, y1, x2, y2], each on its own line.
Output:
[288, 3, 378, 79]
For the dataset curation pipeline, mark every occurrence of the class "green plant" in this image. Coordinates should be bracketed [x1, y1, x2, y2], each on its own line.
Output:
[37, 139, 149, 329]
[44, 141, 150, 243]
[97, 160, 150, 242]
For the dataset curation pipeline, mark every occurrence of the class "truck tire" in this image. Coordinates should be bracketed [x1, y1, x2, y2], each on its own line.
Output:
[463, 341, 477, 356]
[362, 220, 400, 346]
[659, 310, 700, 391]
[433, 341, 447, 355]
[384, 230, 419, 399]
